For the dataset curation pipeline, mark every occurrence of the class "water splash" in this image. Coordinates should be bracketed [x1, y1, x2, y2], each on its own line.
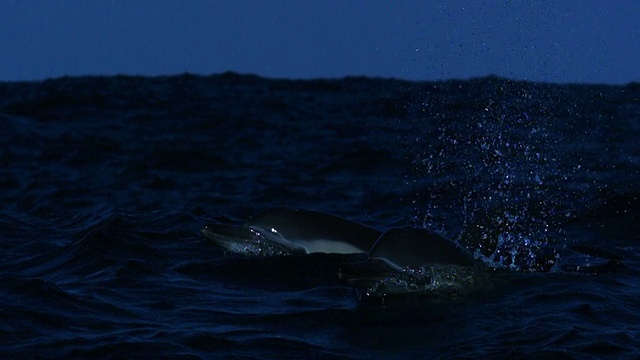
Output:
[402, 80, 582, 271]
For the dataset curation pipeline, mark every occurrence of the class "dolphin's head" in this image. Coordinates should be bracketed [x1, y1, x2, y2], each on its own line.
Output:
[201, 223, 300, 256]
[245, 207, 380, 254]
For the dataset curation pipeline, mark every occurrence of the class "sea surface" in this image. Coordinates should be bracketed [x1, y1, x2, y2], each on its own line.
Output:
[1, 73, 639, 359]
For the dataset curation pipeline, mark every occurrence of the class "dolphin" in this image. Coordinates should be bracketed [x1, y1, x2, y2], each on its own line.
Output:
[201, 207, 382, 255]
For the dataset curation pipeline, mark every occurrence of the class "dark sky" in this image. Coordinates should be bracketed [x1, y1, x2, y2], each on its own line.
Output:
[1, 0, 638, 84]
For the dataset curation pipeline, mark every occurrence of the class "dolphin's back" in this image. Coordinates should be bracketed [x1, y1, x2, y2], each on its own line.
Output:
[248, 207, 381, 254]
[370, 227, 478, 269]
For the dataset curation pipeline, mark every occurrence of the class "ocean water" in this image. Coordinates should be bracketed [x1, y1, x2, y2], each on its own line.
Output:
[1, 73, 639, 358]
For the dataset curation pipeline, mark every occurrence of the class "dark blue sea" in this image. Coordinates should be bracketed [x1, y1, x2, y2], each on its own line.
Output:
[1, 73, 639, 359]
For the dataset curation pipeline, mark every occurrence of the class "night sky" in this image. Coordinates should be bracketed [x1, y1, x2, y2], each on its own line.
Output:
[1, 0, 638, 84]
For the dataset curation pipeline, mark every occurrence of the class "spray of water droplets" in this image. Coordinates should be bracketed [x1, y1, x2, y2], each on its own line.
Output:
[401, 81, 584, 271]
